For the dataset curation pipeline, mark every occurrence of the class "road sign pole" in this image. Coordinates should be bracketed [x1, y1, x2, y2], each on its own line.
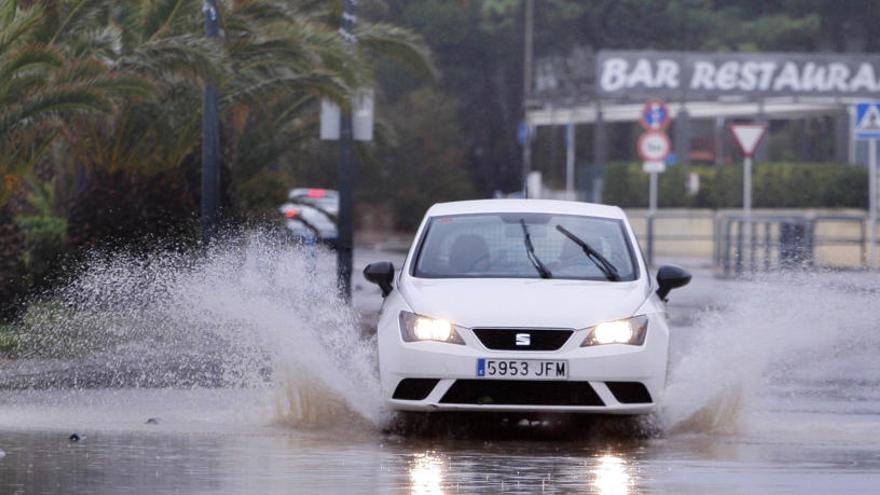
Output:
[647, 171, 658, 267]
[649, 172, 658, 214]
[869, 139, 877, 269]
[638, 102, 671, 268]
[743, 156, 753, 218]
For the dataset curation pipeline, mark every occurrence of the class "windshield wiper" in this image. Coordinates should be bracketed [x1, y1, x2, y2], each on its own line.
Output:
[555, 225, 621, 281]
[520, 219, 552, 279]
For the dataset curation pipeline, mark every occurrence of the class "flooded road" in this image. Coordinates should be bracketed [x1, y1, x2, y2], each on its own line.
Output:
[1, 239, 880, 493]
[2, 386, 878, 494]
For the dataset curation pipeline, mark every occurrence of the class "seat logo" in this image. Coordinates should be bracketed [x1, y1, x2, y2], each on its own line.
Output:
[515, 333, 531, 346]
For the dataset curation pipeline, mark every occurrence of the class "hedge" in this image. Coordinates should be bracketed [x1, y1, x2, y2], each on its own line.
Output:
[602, 162, 868, 209]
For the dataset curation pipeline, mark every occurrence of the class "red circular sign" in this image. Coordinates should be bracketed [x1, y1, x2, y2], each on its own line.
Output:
[638, 130, 671, 162]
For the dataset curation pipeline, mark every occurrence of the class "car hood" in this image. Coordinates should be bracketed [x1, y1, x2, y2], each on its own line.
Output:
[399, 277, 650, 329]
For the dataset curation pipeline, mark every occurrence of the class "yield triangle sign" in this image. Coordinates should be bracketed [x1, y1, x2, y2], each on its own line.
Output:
[730, 124, 768, 157]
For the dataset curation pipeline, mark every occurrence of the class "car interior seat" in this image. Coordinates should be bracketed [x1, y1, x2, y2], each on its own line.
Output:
[448, 234, 490, 273]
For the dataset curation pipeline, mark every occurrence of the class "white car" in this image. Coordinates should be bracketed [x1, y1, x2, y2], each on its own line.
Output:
[363, 199, 690, 415]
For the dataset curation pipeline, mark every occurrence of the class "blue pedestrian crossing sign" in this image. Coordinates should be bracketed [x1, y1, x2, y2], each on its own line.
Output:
[854, 102, 880, 140]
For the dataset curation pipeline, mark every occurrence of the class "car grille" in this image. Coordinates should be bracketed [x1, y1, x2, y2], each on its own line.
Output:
[440, 380, 604, 406]
[471, 328, 573, 351]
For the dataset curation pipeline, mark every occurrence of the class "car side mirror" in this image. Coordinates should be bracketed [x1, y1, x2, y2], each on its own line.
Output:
[656, 265, 691, 301]
[364, 261, 395, 297]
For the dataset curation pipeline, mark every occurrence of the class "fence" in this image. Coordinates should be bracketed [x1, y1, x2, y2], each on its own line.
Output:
[625, 209, 877, 273]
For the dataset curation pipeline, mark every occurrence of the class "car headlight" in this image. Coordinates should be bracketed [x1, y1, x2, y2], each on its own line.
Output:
[582, 315, 648, 346]
[399, 311, 464, 344]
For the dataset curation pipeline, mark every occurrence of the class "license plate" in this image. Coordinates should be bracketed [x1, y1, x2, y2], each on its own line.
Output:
[476, 358, 568, 380]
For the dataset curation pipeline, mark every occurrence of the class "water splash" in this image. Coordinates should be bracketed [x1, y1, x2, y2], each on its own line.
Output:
[9, 232, 386, 427]
[660, 270, 880, 438]
[7, 234, 880, 439]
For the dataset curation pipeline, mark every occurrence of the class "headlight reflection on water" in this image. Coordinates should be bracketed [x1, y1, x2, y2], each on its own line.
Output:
[592, 455, 633, 495]
[409, 452, 445, 495]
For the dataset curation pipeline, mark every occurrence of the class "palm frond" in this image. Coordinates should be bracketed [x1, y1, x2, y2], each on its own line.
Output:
[51, 57, 106, 84]
[0, 124, 59, 178]
[142, 0, 194, 41]
[116, 34, 225, 82]
[48, 0, 108, 46]
[0, 0, 17, 26]
[355, 22, 436, 80]
[224, 73, 348, 106]
[27, 85, 110, 113]
[91, 73, 155, 98]
[0, 44, 63, 83]
[0, 0, 44, 55]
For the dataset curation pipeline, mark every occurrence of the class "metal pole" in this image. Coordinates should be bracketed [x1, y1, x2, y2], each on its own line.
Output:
[647, 172, 658, 267]
[521, 0, 534, 189]
[835, 108, 849, 164]
[593, 104, 607, 166]
[201, 0, 221, 244]
[743, 154, 753, 267]
[743, 156, 753, 218]
[869, 139, 878, 269]
[337, 0, 356, 301]
[736, 220, 744, 275]
[713, 116, 724, 167]
[674, 106, 690, 164]
[723, 218, 732, 276]
[649, 172, 658, 214]
[755, 103, 769, 162]
[750, 221, 757, 273]
[565, 122, 575, 195]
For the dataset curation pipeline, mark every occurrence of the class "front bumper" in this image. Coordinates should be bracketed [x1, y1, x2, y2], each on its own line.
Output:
[379, 320, 668, 415]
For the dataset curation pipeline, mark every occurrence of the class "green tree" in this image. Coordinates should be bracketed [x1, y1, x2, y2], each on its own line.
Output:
[369, 87, 476, 230]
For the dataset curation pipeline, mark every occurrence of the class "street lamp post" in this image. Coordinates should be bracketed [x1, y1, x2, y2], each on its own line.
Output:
[337, 0, 357, 301]
[201, 0, 221, 244]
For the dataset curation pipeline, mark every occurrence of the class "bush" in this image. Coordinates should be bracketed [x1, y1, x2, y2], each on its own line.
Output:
[0, 204, 26, 321]
[234, 170, 288, 217]
[67, 168, 199, 252]
[602, 162, 868, 209]
[0, 324, 17, 355]
[18, 214, 67, 288]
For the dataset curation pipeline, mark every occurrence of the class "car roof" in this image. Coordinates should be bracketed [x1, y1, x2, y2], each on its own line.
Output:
[425, 199, 627, 220]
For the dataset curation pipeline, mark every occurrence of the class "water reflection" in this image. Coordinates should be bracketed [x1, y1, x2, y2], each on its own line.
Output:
[592, 455, 632, 495]
[409, 451, 446, 495]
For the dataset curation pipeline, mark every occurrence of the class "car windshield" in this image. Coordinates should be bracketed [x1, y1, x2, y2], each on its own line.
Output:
[412, 213, 638, 281]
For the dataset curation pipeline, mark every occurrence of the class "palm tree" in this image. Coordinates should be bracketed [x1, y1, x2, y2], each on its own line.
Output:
[7, 0, 434, 228]
[218, 0, 434, 210]
[38, 0, 220, 175]
[0, 0, 151, 207]
[0, 0, 154, 315]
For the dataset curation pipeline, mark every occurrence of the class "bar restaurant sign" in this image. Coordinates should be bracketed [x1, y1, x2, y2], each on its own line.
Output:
[596, 50, 880, 99]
